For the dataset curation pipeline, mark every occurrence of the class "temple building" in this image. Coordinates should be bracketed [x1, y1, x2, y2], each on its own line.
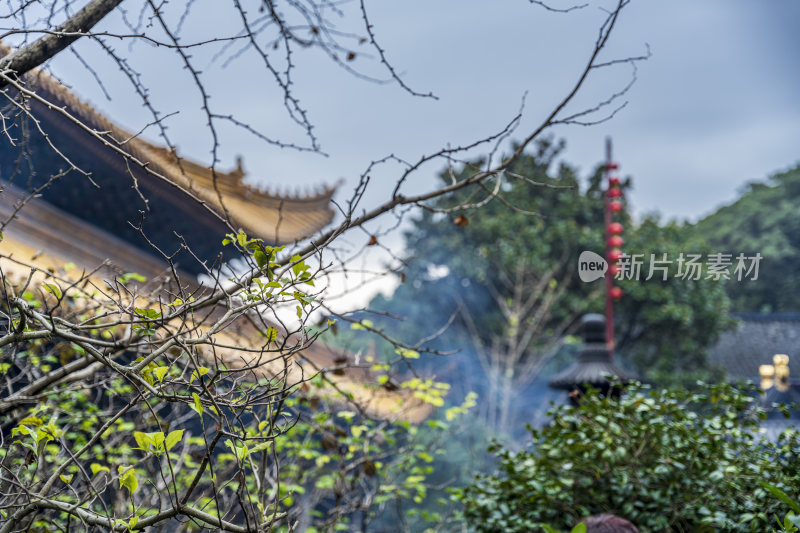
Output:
[0, 61, 429, 422]
[709, 313, 800, 439]
[0, 65, 336, 279]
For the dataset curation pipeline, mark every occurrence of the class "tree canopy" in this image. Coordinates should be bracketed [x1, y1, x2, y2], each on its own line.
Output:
[693, 164, 800, 313]
[367, 139, 732, 438]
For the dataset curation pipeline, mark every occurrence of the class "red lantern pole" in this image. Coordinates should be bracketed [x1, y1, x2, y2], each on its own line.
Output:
[604, 137, 616, 361]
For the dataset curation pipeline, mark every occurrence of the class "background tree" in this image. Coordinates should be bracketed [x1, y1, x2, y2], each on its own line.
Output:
[369, 139, 607, 436]
[616, 216, 733, 386]
[692, 164, 800, 313]
[367, 139, 732, 437]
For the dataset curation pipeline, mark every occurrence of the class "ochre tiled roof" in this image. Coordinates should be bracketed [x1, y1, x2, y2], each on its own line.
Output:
[1, 42, 336, 244]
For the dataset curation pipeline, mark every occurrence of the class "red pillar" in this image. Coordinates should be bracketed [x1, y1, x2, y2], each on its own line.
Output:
[604, 137, 616, 361]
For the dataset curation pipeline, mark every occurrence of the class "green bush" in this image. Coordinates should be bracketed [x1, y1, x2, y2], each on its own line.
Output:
[453, 383, 800, 532]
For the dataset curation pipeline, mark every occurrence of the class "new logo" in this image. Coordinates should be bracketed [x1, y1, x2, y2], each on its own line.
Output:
[578, 251, 608, 282]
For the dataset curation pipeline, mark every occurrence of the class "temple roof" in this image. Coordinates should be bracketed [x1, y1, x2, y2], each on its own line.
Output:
[0, 167, 428, 423]
[708, 313, 800, 380]
[548, 343, 638, 389]
[0, 41, 339, 275]
[0, 44, 336, 248]
[707, 314, 800, 436]
[18, 65, 337, 244]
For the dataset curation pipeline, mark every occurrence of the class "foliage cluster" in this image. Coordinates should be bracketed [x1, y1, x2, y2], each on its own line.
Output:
[693, 164, 800, 312]
[453, 382, 800, 532]
[0, 238, 473, 532]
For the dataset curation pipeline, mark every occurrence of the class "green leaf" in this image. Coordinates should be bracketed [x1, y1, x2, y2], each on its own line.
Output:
[133, 431, 152, 451]
[225, 439, 249, 461]
[191, 393, 204, 417]
[254, 249, 268, 269]
[571, 523, 587, 533]
[119, 272, 147, 284]
[395, 347, 420, 359]
[292, 261, 306, 276]
[132, 326, 157, 337]
[134, 308, 161, 320]
[417, 452, 433, 463]
[90, 463, 110, 476]
[43, 283, 62, 299]
[190, 366, 210, 383]
[153, 366, 169, 382]
[118, 466, 138, 495]
[294, 291, 315, 305]
[152, 432, 165, 451]
[35, 421, 61, 454]
[350, 319, 373, 331]
[165, 429, 184, 451]
[249, 441, 272, 455]
[760, 481, 800, 514]
[60, 474, 73, 484]
[18, 416, 43, 427]
[315, 474, 334, 490]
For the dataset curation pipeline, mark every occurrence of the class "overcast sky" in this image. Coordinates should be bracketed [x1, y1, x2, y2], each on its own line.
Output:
[44, 0, 800, 225]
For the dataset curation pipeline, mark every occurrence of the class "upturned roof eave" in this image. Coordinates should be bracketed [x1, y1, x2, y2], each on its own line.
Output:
[549, 362, 638, 389]
[7, 47, 336, 243]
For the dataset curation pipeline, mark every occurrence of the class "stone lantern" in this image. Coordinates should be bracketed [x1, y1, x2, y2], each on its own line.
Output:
[549, 313, 637, 404]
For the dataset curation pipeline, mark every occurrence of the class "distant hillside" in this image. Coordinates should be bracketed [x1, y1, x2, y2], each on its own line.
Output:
[693, 164, 800, 312]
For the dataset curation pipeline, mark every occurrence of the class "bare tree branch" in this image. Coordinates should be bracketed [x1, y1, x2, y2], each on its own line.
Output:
[0, 0, 124, 87]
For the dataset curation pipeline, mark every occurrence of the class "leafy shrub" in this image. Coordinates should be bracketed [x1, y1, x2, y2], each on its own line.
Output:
[453, 382, 800, 532]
